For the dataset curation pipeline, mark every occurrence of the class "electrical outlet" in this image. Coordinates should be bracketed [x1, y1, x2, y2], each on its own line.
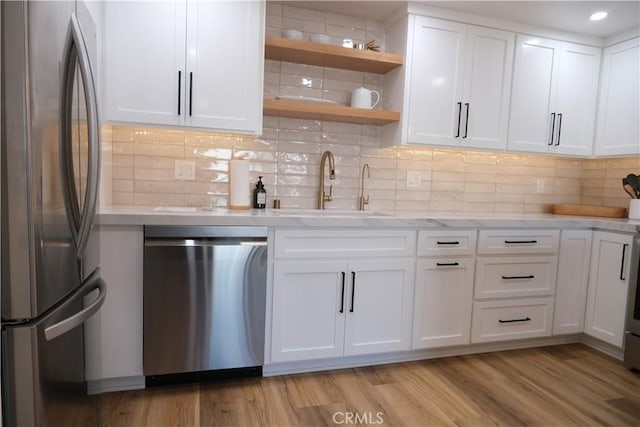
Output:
[536, 178, 545, 193]
[406, 170, 422, 188]
[174, 160, 196, 181]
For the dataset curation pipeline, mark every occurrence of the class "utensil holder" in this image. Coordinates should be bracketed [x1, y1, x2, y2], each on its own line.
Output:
[629, 200, 640, 220]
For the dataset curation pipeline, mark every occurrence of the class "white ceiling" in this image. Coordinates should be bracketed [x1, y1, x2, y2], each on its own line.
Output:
[279, 1, 640, 38]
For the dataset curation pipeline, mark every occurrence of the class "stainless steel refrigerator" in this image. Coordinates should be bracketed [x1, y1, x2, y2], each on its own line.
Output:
[1, 1, 107, 426]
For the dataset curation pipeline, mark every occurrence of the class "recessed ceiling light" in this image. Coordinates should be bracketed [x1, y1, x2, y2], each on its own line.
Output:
[590, 11, 608, 21]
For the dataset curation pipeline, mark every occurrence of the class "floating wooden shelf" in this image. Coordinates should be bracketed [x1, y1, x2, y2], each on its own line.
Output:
[264, 99, 400, 125]
[265, 35, 403, 74]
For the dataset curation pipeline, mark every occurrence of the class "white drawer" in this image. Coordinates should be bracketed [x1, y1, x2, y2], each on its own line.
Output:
[417, 230, 477, 256]
[478, 230, 559, 255]
[474, 256, 557, 299]
[471, 298, 553, 343]
[274, 229, 416, 259]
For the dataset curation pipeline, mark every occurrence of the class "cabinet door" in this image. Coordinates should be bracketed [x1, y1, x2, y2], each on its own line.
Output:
[413, 258, 474, 349]
[553, 44, 600, 156]
[461, 26, 514, 151]
[595, 38, 640, 156]
[343, 259, 414, 356]
[185, 0, 264, 133]
[508, 35, 561, 153]
[103, 1, 186, 126]
[407, 16, 466, 146]
[585, 232, 633, 347]
[271, 261, 347, 362]
[553, 230, 592, 335]
[85, 226, 144, 385]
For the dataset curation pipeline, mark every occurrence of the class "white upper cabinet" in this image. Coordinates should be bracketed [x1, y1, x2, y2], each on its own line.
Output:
[103, 0, 264, 133]
[185, 1, 264, 131]
[388, 16, 514, 150]
[594, 37, 640, 156]
[461, 26, 515, 150]
[103, 1, 186, 127]
[508, 35, 601, 156]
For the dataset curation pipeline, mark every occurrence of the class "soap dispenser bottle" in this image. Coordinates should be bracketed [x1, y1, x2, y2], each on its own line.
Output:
[253, 176, 266, 209]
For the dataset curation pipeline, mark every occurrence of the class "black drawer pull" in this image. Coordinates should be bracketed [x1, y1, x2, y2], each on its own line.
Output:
[436, 241, 460, 245]
[620, 244, 628, 281]
[189, 72, 193, 116]
[504, 240, 538, 244]
[339, 272, 345, 313]
[177, 70, 182, 115]
[349, 272, 356, 313]
[499, 317, 531, 324]
[456, 102, 462, 137]
[436, 262, 460, 267]
[501, 275, 535, 280]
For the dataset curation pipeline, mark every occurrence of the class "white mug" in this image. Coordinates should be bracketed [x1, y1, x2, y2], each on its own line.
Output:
[629, 199, 640, 220]
[351, 87, 380, 109]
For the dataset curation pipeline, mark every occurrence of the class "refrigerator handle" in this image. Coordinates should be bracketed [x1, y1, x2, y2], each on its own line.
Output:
[60, 13, 101, 258]
[44, 268, 107, 341]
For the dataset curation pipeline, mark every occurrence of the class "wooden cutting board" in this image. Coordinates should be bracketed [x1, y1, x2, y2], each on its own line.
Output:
[552, 204, 627, 218]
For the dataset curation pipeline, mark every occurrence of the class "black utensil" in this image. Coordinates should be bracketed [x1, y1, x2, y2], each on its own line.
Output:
[627, 174, 640, 198]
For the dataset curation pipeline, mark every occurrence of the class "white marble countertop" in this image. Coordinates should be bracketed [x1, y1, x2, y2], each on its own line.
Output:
[96, 206, 640, 233]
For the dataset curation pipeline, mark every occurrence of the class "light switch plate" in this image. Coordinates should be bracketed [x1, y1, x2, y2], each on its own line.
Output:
[536, 178, 545, 193]
[175, 160, 196, 181]
[406, 170, 422, 188]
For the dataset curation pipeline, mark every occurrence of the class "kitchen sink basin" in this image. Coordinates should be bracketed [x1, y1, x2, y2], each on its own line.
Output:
[271, 208, 391, 217]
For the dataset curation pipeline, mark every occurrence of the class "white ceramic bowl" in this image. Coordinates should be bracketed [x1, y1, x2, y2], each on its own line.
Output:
[282, 29, 303, 40]
[309, 34, 330, 44]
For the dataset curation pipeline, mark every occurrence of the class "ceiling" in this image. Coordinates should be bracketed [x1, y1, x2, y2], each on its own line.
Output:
[279, 1, 640, 38]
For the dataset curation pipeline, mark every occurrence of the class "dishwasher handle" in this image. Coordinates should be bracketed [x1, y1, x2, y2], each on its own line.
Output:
[145, 238, 267, 247]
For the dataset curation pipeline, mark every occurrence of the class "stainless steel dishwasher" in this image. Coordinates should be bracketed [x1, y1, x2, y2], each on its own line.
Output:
[143, 226, 267, 385]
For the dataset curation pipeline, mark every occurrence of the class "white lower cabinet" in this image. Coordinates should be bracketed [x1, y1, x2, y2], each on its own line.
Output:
[413, 258, 474, 348]
[553, 230, 592, 335]
[271, 258, 414, 363]
[271, 261, 346, 362]
[584, 231, 633, 347]
[84, 226, 144, 391]
[471, 298, 554, 343]
[474, 256, 557, 299]
[472, 229, 558, 344]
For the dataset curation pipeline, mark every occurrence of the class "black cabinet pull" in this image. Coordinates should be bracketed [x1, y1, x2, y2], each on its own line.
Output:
[549, 113, 556, 145]
[436, 262, 460, 267]
[504, 240, 537, 244]
[499, 317, 531, 324]
[349, 272, 356, 313]
[501, 275, 535, 280]
[620, 244, 628, 281]
[456, 102, 462, 137]
[339, 272, 345, 313]
[437, 241, 460, 245]
[555, 113, 562, 146]
[463, 103, 469, 138]
[189, 72, 193, 116]
[177, 70, 182, 115]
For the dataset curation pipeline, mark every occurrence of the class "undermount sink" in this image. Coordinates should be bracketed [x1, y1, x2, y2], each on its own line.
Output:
[272, 208, 391, 217]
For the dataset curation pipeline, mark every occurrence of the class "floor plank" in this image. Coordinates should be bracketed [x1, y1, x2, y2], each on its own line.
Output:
[99, 344, 640, 426]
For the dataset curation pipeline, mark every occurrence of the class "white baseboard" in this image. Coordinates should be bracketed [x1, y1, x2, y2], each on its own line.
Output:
[87, 375, 145, 395]
[87, 336, 622, 389]
[580, 334, 625, 360]
[263, 335, 582, 377]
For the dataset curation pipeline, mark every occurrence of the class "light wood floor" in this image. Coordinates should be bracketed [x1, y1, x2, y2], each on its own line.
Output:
[98, 344, 640, 427]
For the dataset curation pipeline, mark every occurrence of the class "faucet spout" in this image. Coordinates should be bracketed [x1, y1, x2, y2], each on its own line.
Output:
[358, 163, 370, 211]
[318, 151, 336, 209]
